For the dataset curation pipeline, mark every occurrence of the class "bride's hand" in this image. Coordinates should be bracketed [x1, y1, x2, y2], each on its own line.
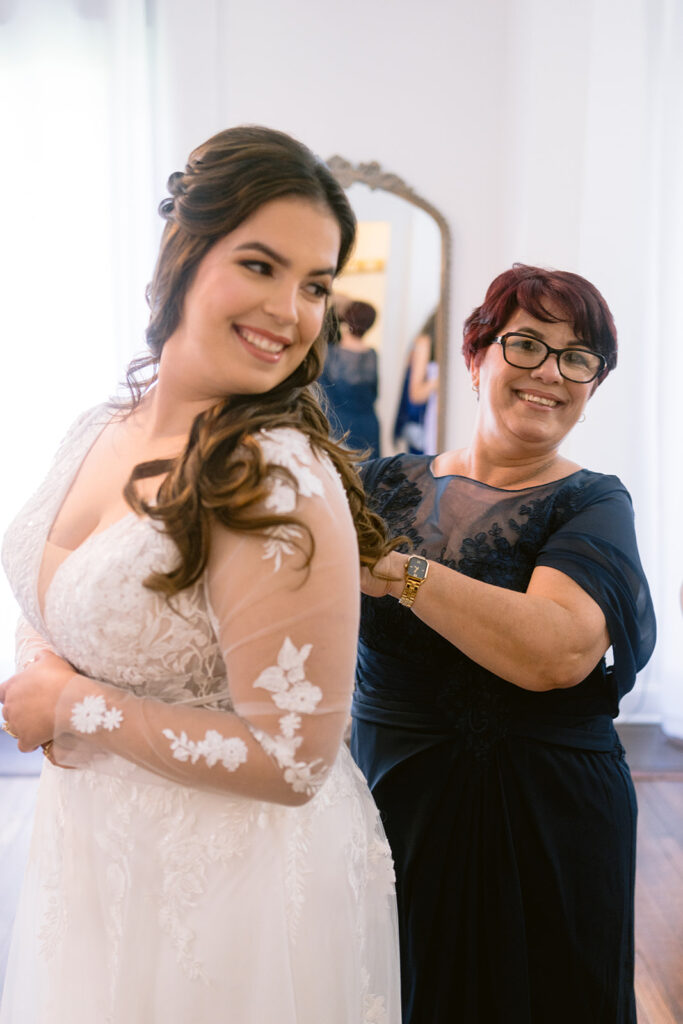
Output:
[0, 652, 75, 752]
[360, 551, 404, 599]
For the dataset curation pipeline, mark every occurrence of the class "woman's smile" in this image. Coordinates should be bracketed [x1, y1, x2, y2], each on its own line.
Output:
[234, 323, 292, 361]
[514, 387, 564, 410]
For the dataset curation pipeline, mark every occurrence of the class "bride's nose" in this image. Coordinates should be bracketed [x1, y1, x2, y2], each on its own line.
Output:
[262, 281, 298, 325]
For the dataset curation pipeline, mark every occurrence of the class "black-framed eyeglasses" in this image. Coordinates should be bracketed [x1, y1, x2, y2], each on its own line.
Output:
[493, 333, 606, 384]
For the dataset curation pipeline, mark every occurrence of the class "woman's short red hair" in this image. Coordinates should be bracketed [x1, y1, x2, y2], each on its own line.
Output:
[462, 264, 617, 384]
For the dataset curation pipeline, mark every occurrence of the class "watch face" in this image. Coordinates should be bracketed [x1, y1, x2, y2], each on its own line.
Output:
[406, 556, 428, 580]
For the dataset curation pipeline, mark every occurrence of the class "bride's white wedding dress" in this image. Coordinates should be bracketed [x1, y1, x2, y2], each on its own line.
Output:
[1, 405, 399, 1023]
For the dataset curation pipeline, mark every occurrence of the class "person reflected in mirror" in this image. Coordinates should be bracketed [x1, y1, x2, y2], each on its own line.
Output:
[0, 126, 401, 1023]
[320, 297, 381, 458]
[393, 311, 439, 455]
[351, 264, 656, 1023]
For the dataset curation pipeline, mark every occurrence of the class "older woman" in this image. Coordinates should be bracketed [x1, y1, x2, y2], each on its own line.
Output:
[352, 264, 655, 1024]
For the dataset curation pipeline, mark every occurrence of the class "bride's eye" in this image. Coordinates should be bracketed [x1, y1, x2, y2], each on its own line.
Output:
[304, 281, 330, 299]
[239, 260, 272, 276]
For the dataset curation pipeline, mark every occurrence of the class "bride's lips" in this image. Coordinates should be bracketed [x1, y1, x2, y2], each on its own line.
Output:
[515, 388, 564, 410]
[234, 324, 293, 363]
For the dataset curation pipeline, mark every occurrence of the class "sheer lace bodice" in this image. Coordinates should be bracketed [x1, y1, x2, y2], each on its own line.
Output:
[3, 406, 361, 803]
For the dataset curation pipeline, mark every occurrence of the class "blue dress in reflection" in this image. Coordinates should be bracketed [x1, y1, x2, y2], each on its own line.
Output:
[320, 345, 380, 458]
[351, 455, 656, 1024]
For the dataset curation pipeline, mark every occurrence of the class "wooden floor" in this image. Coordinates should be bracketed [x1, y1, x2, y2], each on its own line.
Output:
[1, 776, 682, 1019]
[634, 779, 683, 1023]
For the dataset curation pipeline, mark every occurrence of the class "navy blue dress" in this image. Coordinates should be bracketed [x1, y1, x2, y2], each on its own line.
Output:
[351, 455, 656, 1024]
[320, 345, 380, 458]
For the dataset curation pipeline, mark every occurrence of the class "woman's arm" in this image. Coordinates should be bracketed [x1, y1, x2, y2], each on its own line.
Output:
[0, 439, 361, 805]
[362, 552, 609, 691]
[14, 615, 55, 669]
[408, 335, 438, 406]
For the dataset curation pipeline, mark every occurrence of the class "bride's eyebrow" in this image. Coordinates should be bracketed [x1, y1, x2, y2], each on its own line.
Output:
[234, 241, 335, 277]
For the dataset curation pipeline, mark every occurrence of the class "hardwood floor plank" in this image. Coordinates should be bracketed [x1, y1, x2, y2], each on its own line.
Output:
[635, 952, 680, 1024]
[634, 780, 683, 1024]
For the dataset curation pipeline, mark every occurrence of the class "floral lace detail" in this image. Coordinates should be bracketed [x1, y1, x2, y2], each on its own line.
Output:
[252, 636, 327, 795]
[367, 836, 396, 892]
[260, 428, 325, 508]
[259, 428, 325, 570]
[262, 524, 304, 571]
[364, 993, 388, 1024]
[433, 670, 512, 761]
[71, 694, 124, 734]
[162, 728, 248, 771]
[452, 482, 590, 589]
[362, 455, 424, 553]
[284, 812, 315, 944]
[361, 968, 389, 1024]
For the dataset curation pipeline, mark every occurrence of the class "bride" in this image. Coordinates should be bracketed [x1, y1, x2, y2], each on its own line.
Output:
[0, 126, 400, 1023]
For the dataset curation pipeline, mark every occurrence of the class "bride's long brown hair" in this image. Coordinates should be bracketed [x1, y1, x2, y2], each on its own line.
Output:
[123, 125, 396, 595]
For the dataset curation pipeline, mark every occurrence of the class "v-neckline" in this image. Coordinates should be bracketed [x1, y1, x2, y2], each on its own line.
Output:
[38, 512, 140, 623]
[35, 408, 130, 623]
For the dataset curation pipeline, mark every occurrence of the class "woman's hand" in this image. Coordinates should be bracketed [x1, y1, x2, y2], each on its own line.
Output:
[361, 551, 404, 599]
[0, 652, 75, 752]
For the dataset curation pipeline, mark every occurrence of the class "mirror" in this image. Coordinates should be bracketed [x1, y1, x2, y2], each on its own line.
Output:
[326, 156, 451, 456]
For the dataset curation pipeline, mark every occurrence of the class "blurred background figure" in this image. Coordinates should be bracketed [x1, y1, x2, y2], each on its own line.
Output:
[320, 298, 381, 458]
[393, 312, 439, 455]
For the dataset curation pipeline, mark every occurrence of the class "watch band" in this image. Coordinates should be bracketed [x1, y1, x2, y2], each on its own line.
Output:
[398, 555, 429, 608]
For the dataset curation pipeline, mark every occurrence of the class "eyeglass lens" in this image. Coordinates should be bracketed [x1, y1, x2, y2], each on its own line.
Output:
[502, 334, 603, 382]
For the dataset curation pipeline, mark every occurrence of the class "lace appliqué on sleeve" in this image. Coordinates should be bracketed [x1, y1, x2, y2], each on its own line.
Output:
[70, 694, 124, 734]
[259, 429, 325, 571]
[156, 636, 325, 792]
[251, 636, 327, 796]
[162, 729, 248, 771]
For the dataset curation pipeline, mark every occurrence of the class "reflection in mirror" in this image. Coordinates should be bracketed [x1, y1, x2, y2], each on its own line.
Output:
[325, 158, 451, 456]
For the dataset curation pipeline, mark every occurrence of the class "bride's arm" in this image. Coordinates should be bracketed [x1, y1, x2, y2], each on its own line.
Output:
[14, 616, 55, 669]
[0, 442, 360, 805]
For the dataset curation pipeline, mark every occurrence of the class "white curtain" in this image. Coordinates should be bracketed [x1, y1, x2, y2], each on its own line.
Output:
[500, 0, 683, 728]
[643, 0, 683, 737]
[578, 0, 683, 733]
[0, 0, 157, 676]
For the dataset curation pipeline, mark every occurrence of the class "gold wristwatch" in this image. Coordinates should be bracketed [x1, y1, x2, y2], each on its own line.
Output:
[398, 555, 430, 608]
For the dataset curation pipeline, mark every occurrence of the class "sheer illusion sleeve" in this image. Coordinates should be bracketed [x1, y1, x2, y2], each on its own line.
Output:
[15, 616, 54, 670]
[536, 475, 656, 697]
[51, 430, 361, 805]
